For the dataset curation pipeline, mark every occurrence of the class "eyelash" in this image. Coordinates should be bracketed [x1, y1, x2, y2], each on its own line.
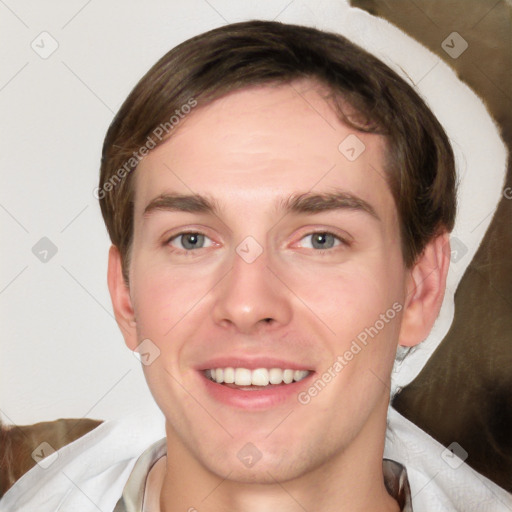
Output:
[165, 232, 213, 255]
[164, 230, 350, 254]
[297, 231, 350, 253]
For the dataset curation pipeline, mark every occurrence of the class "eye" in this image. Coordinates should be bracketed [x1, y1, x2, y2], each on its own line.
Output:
[298, 232, 346, 251]
[167, 232, 213, 251]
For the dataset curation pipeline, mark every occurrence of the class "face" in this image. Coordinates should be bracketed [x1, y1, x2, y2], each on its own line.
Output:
[118, 81, 413, 483]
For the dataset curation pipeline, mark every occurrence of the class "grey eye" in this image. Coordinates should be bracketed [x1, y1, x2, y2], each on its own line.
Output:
[181, 233, 204, 250]
[310, 233, 336, 249]
[170, 233, 211, 250]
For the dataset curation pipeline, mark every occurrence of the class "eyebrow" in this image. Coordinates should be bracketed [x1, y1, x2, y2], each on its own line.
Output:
[143, 194, 218, 217]
[279, 191, 379, 220]
[143, 190, 379, 221]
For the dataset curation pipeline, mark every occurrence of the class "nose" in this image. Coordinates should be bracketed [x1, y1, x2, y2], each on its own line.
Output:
[211, 244, 293, 334]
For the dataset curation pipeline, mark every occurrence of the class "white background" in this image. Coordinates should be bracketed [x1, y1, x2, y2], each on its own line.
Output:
[1, 0, 352, 426]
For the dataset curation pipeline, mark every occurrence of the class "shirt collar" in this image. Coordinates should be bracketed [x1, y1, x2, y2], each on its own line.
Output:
[113, 438, 167, 512]
[114, 439, 413, 512]
[383, 458, 413, 511]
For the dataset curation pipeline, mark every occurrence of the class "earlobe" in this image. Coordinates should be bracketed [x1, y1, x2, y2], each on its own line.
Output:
[398, 232, 451, 347]
[107, 245, 138, 350]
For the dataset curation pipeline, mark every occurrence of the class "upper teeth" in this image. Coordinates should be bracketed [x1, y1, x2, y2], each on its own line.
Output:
[205, 368, 310, 386]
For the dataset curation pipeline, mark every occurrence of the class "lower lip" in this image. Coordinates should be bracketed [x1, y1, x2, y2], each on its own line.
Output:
[199, 372, 314, 410]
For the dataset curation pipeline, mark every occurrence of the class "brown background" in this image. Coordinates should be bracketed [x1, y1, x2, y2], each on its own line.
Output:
[351, 0, 512, 492]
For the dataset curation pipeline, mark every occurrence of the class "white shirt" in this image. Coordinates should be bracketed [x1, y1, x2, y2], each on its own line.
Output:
[1, 407, 510, 512]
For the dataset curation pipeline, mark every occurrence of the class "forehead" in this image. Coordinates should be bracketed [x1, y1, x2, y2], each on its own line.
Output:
[133, 81, 395, 224]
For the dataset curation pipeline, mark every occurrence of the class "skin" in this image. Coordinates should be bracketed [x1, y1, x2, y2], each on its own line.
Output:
[108, 79, 450, 511]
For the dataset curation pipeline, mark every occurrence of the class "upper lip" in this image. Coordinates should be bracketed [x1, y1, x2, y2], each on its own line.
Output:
[195, 357, 314, 371]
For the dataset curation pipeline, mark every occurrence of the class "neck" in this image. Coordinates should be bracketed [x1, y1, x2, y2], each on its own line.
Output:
[158, 401, 400, 512]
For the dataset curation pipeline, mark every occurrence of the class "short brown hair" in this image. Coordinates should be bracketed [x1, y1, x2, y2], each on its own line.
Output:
[98, 20, 456, 283]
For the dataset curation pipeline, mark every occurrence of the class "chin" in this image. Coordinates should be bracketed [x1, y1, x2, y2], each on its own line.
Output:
[198, 439, 315, 486]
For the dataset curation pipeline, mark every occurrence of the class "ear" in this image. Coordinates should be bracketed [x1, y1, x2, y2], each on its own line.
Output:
[398, 232, 451, 347]
[107, 245, 138, 350]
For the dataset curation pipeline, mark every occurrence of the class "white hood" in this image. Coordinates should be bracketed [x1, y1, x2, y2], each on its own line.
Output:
[268, 0, 508, 392]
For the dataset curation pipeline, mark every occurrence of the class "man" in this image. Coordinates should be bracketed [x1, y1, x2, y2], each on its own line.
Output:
[2, 19, 508, 512]
[101, 20, 453, 511]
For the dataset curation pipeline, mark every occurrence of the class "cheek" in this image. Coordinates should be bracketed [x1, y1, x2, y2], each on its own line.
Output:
[130, 261, 209, 340]
[289, 255, 404, 339]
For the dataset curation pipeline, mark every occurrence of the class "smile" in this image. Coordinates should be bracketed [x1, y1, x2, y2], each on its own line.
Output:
[204, 367, 311, 388]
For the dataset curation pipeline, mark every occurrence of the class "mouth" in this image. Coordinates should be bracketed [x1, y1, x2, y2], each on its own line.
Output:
[198, 365, 314, 409]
